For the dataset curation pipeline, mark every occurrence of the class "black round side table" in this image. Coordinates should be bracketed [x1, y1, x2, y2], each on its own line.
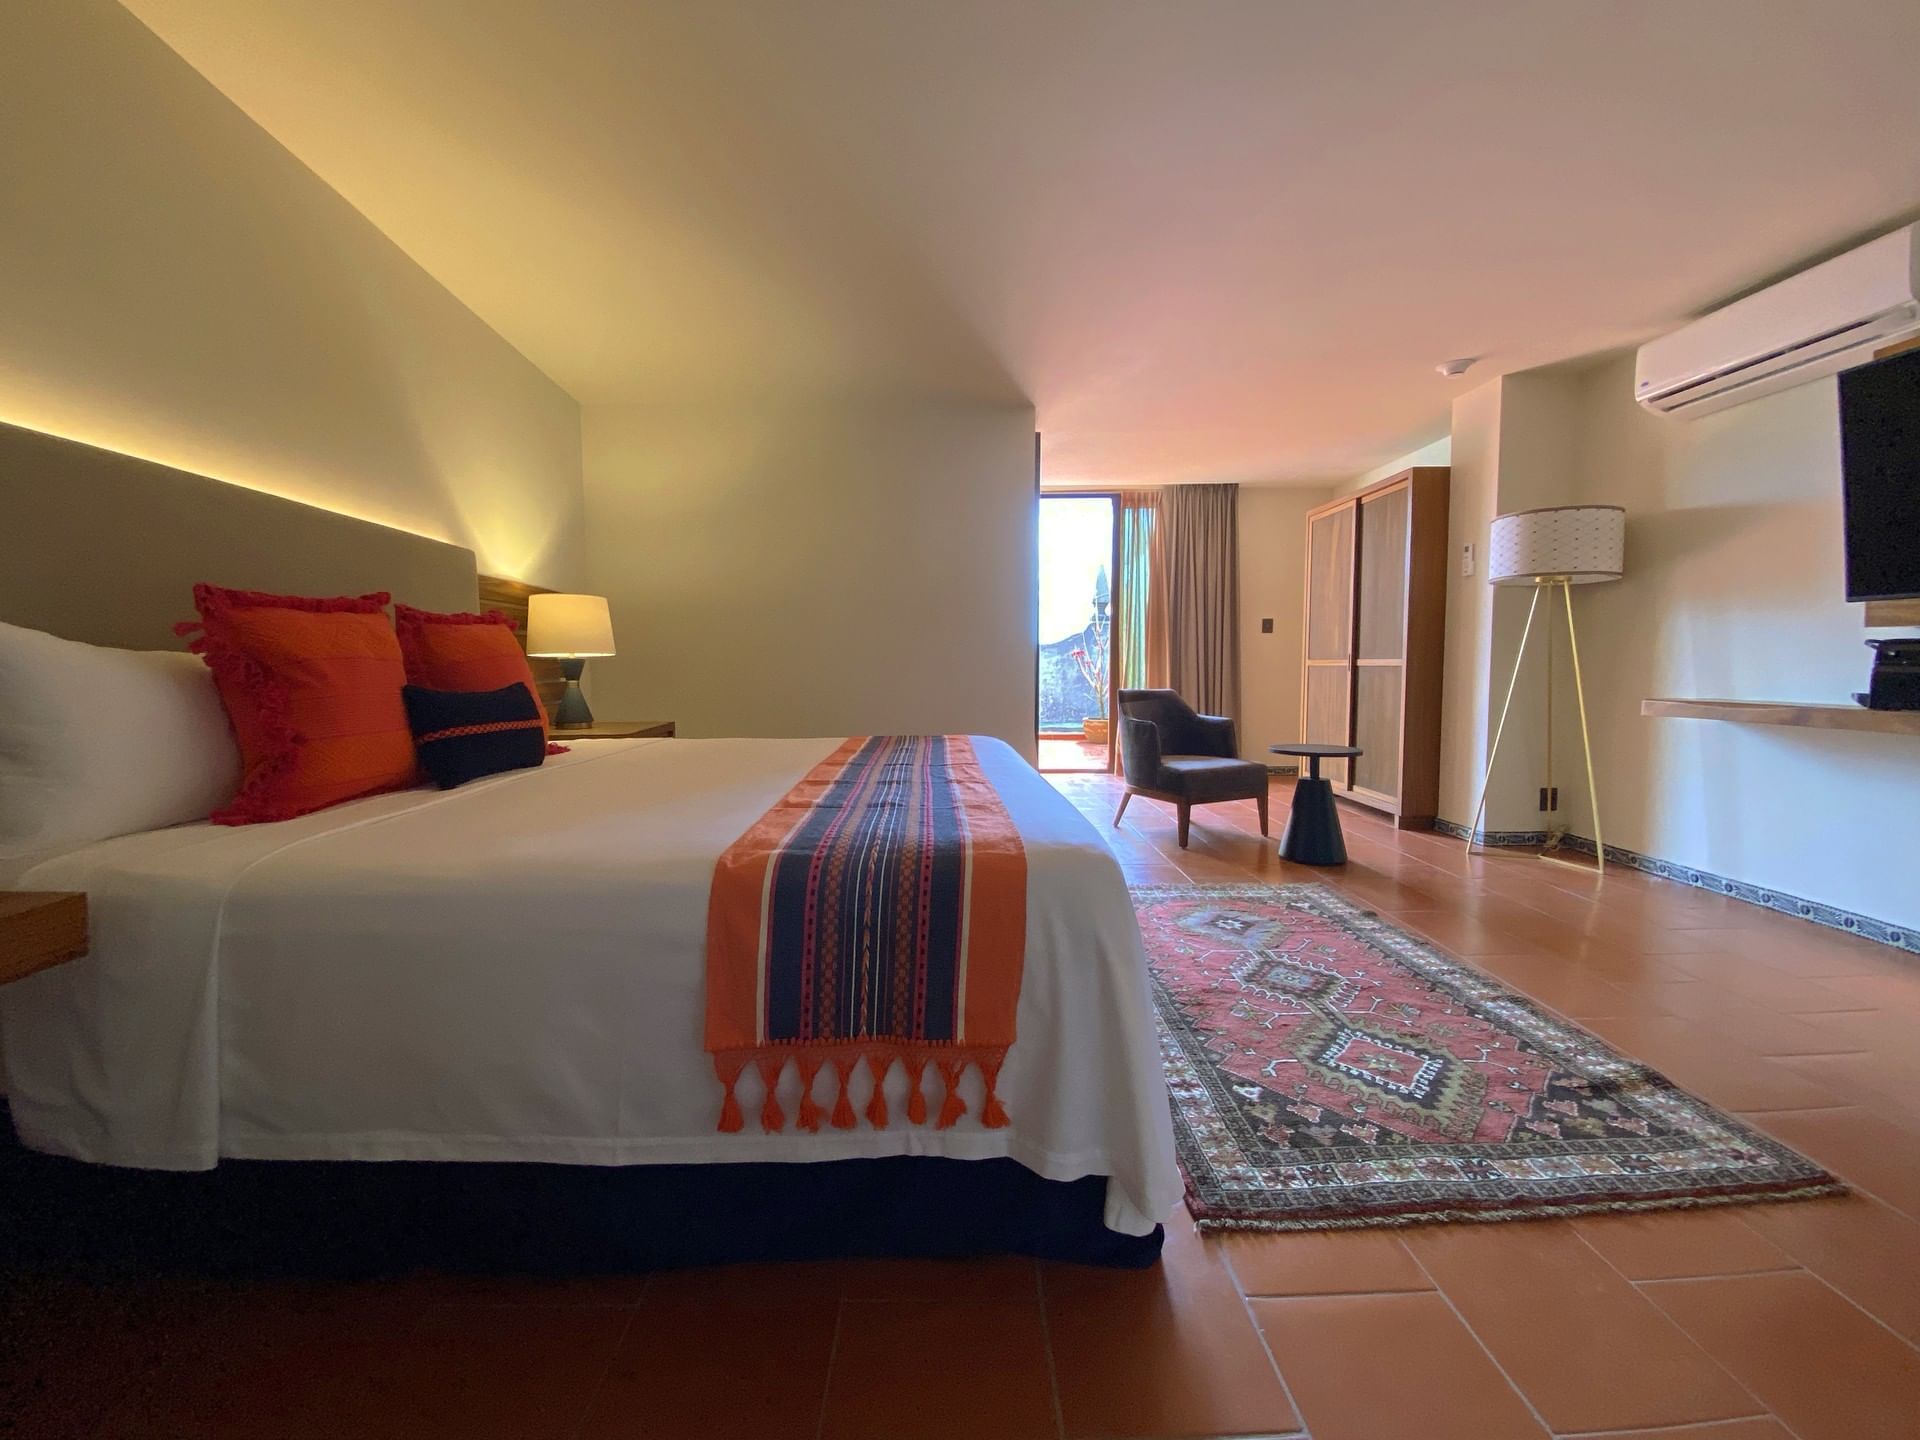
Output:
[1269, 743, 1363, 865]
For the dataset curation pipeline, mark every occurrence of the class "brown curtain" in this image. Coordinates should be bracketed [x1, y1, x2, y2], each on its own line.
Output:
[1154, 483, 1240, 721]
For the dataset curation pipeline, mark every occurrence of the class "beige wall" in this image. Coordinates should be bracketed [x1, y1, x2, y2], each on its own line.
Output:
[1558, 356, 1920, 929]
[583, 399, 1038, 757]
[0, 0, 584, 587]
[1236, 485, 1333, 763]
[1336, 436, 1452, 499]
[1437, 368, 1597, 837]
[1437, 380, 1504, 827]
[1434, 353, 1920, 930]
[1481, 368, 1588, 833]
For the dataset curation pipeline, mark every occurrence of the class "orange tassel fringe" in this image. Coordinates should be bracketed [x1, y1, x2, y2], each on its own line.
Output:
[796, 1056, 825, 1132]
[715, 1055, 747, 1134]
[904, 1057, 929, 1125]
[978, 1055, 1009, 1129]
[830, 1058, 858, 1129]
[757, 1056, 785, 1133]
[710, 1048, 1010, 1134]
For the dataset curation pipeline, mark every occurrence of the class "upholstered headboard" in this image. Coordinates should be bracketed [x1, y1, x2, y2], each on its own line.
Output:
[0, 421, 477, 649]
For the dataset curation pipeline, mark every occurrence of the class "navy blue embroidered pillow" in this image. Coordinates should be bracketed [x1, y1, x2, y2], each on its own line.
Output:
[402, 681, 547, 789]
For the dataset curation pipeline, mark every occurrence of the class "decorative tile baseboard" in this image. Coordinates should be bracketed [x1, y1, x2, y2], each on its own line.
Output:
[1430, 818, 1917, 957]
[1432, 820, 1553, 848]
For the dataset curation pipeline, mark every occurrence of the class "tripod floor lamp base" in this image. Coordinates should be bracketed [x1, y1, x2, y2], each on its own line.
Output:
[1465, 505, 1626, 875]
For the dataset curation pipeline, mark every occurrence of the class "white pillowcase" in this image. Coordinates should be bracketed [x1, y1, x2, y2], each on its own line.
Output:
[0, 621, 242, 860]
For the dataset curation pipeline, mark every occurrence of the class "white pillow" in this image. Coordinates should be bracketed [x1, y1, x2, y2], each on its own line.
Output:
[0, 621, 242, 859]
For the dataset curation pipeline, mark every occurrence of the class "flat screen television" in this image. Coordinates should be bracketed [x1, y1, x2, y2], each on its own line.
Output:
[1839, 345, 1920, 602]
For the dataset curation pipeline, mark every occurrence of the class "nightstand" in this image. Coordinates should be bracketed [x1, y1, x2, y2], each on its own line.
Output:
[553, 721, 676, 740]
[0, 893, 88, 986]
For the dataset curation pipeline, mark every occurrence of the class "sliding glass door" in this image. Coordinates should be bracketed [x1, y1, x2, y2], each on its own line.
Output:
[1037, 494, 1118, 773]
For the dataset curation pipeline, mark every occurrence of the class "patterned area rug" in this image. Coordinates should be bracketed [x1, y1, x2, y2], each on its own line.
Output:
[1138, 883, 1843, 1231]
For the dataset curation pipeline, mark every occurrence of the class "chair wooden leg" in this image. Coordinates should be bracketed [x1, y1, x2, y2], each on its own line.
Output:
[1113, 790, 1132, 827]
[1177, 801, 1191, 849]
[1256, 790, 1270, 837]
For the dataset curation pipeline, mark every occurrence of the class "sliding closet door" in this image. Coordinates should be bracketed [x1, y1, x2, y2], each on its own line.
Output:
[1351, 482, 1410, 807]
[1301, 499, 1356, 788]
[1296, 466, 1449, 827]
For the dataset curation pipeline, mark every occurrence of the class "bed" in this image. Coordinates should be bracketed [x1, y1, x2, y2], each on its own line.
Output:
[0, 424, 1178, 1271]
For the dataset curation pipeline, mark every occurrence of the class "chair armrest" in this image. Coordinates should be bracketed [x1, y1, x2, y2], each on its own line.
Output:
[1193, 714, 1238, 758]
[1118, 716, 1162, 787]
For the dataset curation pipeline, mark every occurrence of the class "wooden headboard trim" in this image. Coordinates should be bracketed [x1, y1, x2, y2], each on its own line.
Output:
[478, 574, 567, 720]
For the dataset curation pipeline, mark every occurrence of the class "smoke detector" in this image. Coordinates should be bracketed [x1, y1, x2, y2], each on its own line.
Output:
[1436, 357, 1479, 378]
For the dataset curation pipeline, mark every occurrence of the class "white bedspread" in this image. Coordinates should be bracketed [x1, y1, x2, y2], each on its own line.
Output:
[0, 737, 1179, 1235]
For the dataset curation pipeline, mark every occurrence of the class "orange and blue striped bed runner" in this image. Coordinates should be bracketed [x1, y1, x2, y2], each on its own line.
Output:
[705, 735, 1028, 1133]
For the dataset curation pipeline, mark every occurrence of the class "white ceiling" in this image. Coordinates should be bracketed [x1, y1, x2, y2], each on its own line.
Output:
[124, 0, 1920, 486]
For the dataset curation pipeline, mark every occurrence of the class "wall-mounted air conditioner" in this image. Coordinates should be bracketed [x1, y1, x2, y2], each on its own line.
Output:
[1635, 224, 1920, 419]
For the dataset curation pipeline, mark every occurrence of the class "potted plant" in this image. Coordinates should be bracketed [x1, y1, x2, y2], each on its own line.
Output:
[1071, 644, 1110, 746]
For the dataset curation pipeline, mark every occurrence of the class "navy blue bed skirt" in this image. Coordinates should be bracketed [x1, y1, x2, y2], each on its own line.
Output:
[0, 1115, 1163, 1278]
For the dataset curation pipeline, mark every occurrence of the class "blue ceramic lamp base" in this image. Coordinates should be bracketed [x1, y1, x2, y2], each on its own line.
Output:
[553, 657, 594, 728]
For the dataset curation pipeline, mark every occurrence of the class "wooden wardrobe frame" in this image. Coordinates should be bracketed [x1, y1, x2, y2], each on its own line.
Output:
[1299, 467, 1450, 829]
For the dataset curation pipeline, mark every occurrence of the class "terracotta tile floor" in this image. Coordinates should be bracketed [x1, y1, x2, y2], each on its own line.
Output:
[1036, 734, 1110, 772]
[7, 774, 1920, 1439]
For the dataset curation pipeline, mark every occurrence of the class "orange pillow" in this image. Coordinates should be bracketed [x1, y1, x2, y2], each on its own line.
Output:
[392, 603, 549, 742]
[176, 585, 417, 824]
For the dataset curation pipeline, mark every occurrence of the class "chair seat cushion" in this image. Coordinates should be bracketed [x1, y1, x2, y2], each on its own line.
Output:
[1158, 755, 1269, 803]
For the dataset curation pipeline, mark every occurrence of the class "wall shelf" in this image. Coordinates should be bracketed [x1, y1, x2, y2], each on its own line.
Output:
[1865, 598, 1920, 628]
[1642, 697, 1920, 737]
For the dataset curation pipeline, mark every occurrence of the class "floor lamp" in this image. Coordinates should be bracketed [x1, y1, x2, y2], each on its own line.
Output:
[1467, 504, 1625, 872]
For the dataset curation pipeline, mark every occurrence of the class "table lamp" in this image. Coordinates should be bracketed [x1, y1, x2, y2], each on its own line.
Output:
[526, 593, 616, 729]
[1467, 505, 1625, 871]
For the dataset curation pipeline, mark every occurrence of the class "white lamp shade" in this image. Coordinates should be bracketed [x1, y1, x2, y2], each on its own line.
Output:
[526, 593, 616, 657]
[1488, 505, 1625, 586]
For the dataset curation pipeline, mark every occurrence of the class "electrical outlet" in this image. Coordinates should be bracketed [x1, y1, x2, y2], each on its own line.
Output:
[1538, 786, 1559, 812]
[1461, 542, 1475, 577]
[1261, 617, 1274, 633]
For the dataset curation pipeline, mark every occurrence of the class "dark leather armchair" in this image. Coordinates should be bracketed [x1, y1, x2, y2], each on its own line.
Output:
[1114, 689, 1270, 848]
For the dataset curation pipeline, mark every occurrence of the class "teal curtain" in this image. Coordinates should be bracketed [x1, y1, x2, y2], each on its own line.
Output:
[1115, 490, 1158, 689]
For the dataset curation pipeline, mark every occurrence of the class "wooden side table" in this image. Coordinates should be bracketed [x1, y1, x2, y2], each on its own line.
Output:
[554, 721, 676, 740]
[0, 892, 88, 986]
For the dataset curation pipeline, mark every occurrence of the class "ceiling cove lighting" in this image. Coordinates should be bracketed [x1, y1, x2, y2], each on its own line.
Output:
[0, 416, 458, 548]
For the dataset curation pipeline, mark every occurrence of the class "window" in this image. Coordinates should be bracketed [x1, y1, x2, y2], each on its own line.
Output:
[1037, 495, 1115, 769]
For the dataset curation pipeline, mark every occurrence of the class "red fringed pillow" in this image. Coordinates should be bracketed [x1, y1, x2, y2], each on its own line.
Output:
[175, 585, 417, 824]
[392, 603, 550, 743]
